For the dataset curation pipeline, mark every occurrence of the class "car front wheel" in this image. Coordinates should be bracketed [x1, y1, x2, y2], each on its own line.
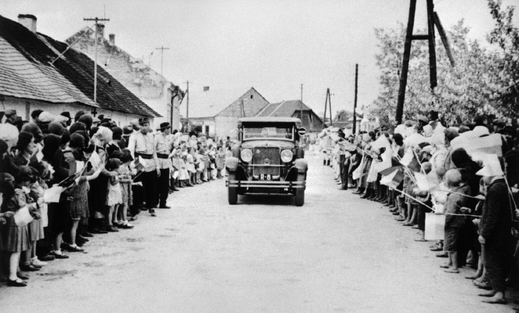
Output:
[294, 173, 305, 206]
[228, 173, 238, 205]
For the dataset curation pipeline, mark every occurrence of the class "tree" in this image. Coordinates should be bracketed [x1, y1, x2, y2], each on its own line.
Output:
[486, 0, 519, 116]
[372, 20, 502, 124]
[333, 110, 352, 122]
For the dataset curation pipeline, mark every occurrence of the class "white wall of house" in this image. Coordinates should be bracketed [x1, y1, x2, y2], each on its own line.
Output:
[2, 96, 90, 121]
[1, 96, 151, 127]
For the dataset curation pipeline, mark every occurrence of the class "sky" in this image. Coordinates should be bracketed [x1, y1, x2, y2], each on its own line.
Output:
[2, 0, 519, 118]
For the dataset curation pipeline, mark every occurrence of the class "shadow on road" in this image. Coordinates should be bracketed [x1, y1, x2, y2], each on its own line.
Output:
[236, 194, 295, 206]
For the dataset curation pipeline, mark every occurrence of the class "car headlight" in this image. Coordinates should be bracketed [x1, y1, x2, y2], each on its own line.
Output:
[240, 149, 253, 163]
[280, 149, 293, 162]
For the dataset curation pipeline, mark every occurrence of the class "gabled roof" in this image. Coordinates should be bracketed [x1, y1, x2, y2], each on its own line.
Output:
[0, 15, 160, 117]
[255, 100, 311, 117]
[183, 87, 268, 118]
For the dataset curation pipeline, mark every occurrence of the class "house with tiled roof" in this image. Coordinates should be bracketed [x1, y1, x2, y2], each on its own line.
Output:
[183, 87, 269, 137]
[255, 100, 324, 132]
[0, 14, 160, 125]
[66, 25, 182, 130]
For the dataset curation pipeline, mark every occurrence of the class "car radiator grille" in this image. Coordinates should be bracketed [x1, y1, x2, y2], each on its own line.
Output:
[252, 147, 281, 177]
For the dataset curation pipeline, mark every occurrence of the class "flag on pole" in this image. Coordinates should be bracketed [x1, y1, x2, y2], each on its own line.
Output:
[380, 168, 404, 188]
[400, 149, 421, 172]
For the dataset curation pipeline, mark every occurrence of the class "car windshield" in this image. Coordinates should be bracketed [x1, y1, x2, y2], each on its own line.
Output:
[242, 125, 294, 140]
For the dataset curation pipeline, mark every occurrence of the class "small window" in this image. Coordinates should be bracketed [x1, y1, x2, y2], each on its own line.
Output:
[250, 95, 253, 99]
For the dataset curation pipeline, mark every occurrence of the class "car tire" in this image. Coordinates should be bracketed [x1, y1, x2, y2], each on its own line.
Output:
[228, 173, 238, 205]
[294, 188, 304, 206]
[294, 173, 305, 206]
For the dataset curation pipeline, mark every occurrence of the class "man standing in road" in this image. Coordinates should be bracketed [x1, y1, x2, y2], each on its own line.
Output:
[336, 129, 348, 190]
[155, 122, 174, 209]
[128, 117, 160, 216]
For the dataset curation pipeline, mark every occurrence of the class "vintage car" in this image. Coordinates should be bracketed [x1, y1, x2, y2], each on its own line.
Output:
[225, 117, 308, 206]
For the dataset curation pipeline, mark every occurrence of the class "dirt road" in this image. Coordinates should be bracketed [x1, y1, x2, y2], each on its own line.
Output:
[0, 152, 514, 312]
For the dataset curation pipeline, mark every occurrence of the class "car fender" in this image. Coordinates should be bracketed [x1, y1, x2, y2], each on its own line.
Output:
[225, 157, 239, 172]
[294, 158, 308, 174]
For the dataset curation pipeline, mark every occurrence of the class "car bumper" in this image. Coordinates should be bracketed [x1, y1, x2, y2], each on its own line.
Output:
[226, 180, 305, 189]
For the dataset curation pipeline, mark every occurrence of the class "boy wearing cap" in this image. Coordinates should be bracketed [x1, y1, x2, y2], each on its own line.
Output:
[154, 122, 174, 209]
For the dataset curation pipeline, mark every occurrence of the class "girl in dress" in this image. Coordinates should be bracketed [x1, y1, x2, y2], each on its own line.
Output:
[105, 158, 122, 232]
[215, 146, 225, 179]
[186, 147, 196, 186]
[116, 150, 134, 229]
[178, 145, 189, 187]
[2, 167, 41, 287]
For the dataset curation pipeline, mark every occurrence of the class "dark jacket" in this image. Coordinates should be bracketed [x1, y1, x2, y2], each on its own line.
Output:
[445, 184, 471, 228]
[480, 178, 512, 244]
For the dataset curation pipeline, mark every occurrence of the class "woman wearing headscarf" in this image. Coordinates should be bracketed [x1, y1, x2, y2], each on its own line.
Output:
[78, 115, 93, 132]
[42, 134, 70, 259]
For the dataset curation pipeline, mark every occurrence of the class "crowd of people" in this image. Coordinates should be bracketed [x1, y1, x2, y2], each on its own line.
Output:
[320, 110, 519, 305]
[0, 109, 230, 287]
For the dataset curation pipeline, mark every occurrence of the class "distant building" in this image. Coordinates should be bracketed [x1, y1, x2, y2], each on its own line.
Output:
[255, 100, 324, 133]
[183, 87, 269, 138]
[0, 14, 159, 124]
[66, 24, 182, 129]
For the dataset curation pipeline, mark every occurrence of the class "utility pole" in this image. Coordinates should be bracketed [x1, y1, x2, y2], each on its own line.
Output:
[156, 46, 170, 76]
[353, 63, 358, 135]
[395, 0, 437, 124]
[300, 84, 304, 122]
[83, 17, 110, 116]
[323, 88, 333, 127]
[186, 81, 190, 132]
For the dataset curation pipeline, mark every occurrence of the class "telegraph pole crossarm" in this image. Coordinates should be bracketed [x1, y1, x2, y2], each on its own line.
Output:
[156, 46, 170, 76]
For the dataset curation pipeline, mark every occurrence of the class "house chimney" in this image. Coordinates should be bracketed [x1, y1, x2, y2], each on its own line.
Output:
[95, 23, 105, 42]
[18, 14, 37, 33]
[109, 34, 115, 46]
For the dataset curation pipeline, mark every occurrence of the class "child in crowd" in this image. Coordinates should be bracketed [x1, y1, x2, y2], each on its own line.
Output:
[441, 169, 471, 274]
[200, 148, 209, 182]
[186, 147, 196, 186]
[23, 167, 47, 268]
[105, 158, 122, 232]
[2, 167, 41, 287]
[215, 146, 225, 179]
[116, 150, 134, 229]
[178, 145, 190, 187]
[195, 148, 204, 184]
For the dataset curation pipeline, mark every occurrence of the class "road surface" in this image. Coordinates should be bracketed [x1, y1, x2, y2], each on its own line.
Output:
[0, 151, 515, 312]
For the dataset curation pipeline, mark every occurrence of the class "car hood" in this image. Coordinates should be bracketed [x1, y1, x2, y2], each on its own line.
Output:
[241, 140, 295, 149]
